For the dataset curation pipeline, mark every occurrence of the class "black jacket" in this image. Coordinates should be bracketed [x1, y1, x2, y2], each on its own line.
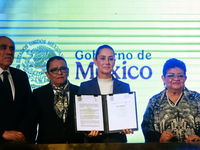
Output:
[33, 83, 84, 144]
[0, 67, 33, 143]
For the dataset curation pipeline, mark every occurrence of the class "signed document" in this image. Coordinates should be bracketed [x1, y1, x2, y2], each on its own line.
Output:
[75, 95, 104, 131]
[75, 92, 138, 133]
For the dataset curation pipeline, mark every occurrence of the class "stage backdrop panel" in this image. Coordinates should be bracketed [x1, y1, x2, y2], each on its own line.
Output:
[1, 0, 200, 143]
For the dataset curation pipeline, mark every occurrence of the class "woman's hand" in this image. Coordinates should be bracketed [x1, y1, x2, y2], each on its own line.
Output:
[186, 134, 200, 142]
[85, 130, 102, 138]
[120, 129, 134, 134]
[159, 131, 174, 143]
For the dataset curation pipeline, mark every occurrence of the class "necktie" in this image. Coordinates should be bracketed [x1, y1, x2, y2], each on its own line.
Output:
[2, 71, 13, 100]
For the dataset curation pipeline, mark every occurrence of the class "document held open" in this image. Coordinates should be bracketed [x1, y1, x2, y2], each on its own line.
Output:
[75, 92, 138, 134]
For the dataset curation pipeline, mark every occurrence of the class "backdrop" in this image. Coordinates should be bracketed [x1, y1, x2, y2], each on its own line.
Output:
[1, 0, 200, 143]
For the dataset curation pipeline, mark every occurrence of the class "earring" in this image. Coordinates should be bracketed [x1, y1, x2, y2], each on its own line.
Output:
[164, 83, 167, 89]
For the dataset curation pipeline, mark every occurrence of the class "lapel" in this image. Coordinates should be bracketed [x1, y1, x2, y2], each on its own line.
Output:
[88, 77, 101, 95]
[69, 83, 73, 100]
[37, 83, 57, 114]
[68, 83, 74, 113]
[46, 83, 55, 104]
[10, 67, 19, 102]
[113, 77, 121, 94]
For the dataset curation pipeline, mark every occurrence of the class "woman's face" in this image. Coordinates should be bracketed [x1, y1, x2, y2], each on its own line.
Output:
[162, 67, 187, 91]
[94, 48, 115, 78]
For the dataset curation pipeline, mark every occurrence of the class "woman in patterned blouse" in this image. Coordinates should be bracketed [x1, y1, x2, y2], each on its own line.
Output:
[142, 58, 200, 143]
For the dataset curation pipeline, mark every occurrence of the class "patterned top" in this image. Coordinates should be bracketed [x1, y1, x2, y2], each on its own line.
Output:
[142, 87, 200, 142]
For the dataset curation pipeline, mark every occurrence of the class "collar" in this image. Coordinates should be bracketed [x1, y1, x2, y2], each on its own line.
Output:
[97, 76, 113, 82]
[50, 80, 69, 90]
[160, 87, 194, 101]
[0, 67, 10, 75]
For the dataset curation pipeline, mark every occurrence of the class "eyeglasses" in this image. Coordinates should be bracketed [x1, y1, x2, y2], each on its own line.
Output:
[165, 74, 185, 79]
[48, 67, 68, 74]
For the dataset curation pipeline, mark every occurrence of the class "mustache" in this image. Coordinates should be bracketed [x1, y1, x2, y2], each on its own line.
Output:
[3, 55, 13, 59]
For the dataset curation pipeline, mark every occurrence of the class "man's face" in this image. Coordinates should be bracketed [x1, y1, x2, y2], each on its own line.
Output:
[0, 37, 15, 70]
[46, 59, 69, 87]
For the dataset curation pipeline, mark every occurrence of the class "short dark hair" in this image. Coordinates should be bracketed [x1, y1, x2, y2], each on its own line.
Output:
[163, 58, 186, 76]
[95, 45, 115, 59]
[46, 56, 67, 71]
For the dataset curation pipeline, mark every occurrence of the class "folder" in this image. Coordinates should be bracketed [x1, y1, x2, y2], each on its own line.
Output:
[75, 92, 138, 134]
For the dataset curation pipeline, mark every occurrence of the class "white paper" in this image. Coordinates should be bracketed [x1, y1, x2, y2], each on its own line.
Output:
[106, 93, 137, 131]
[75, 95, 104, 131]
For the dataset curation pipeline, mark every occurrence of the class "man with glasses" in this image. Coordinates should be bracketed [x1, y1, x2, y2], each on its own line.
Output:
[33, 56, 84, 144]
[0, 36, 33, 144]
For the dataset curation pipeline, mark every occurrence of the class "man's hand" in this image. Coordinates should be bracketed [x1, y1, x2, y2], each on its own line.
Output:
[2, 130, 25, 143]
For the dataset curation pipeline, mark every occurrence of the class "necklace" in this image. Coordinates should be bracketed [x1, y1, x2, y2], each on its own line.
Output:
[166, 90, 183, 107]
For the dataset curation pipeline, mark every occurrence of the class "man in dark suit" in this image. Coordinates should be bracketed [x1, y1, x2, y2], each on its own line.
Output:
[33, 56, 84, 144]
[0, 36, 33, 144]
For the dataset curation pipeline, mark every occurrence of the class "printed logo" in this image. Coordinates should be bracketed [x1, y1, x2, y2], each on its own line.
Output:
[16, 39, 63, 89]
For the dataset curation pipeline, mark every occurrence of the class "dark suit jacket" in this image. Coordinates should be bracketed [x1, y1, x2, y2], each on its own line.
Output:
[0, 67, 33, 143]
[33, 83, 84, 144]
[78, 77, 130, 143]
